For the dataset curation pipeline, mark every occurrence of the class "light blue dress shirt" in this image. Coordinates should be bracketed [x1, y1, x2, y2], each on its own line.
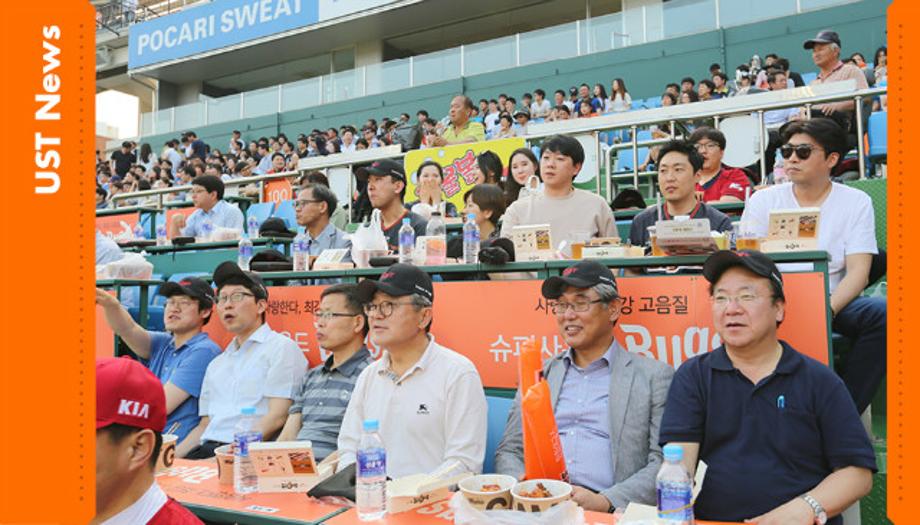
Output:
[181, 200, 245, 237]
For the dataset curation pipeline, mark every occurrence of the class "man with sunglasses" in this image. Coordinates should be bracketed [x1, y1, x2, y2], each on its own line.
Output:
[337, 264, 487, 477]
[95, 278, 221, 450]
[276, 284, 372, 460]
[660, 250, 875, 524]
[179, 262, 308, 459]
[495, 260, 674, 512]
[741, 118, 886, 415]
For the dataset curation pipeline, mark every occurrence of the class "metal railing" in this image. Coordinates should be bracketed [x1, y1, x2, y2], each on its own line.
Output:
[95, 0, 191, 36]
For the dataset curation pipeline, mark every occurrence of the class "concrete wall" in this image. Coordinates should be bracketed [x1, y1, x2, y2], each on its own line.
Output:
[140, 0, 887, 147]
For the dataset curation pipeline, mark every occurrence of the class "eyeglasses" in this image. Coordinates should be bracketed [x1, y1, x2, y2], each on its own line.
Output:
[549, 299, 607, 315]
[293, 199, 322, 209]
[711, 293, 764, 308]
[780, 143, 824, 160]
[165, 298, 197, 309]
[694, 142, 722, 151]
[363, 301, 417, 318]
[314, 311, 360, 324]
[216, 291, 255, 305]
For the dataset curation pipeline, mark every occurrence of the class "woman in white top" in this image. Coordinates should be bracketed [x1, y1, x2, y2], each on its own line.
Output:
[609, 78, 632, 112]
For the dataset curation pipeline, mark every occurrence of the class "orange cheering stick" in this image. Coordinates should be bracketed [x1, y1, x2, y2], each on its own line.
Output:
[518, 338, 568, 481]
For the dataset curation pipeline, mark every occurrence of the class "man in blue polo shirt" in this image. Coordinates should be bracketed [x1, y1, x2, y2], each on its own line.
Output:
[659, 250, 876, 525]
[168, 175, 245, 239]
[95, 278, 221, 447]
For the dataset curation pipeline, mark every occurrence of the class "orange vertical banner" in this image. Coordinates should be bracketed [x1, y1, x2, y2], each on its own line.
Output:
[0, 1, 95, 523]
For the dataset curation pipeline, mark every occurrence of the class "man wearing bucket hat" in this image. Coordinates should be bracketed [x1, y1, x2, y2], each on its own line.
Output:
[95, 278, 221, 447]
[495, 260, 674, 512]
[356, 159, 428, 252]
[659, 250, 876, 525]
[337, 264, 487, 478]
[179, 262, 307, 459]
[94, 357, 203, 524]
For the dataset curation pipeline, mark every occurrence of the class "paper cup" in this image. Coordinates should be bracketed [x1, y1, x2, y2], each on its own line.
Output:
[156, 434, 178, 472]
[214, 444, 235, 485]
[511, 479, 572, 513]
[458, 474, 517, 510]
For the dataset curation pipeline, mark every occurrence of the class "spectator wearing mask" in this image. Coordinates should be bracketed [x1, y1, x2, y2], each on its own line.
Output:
[690, 127, 751, 202]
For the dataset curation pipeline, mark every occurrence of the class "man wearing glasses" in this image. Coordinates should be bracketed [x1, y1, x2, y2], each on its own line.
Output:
[276, 284, 372, 460]
[180, 262, 307, 459]
[337, 264, 487, 477]
[294, 183, 352, 263]
[495, 260, 674, 513]
[95, 278, 221, 450]
[659, 250, 876, 524]
[168, 175, 245, 239]
[741, 118, 886, 415]
[689, 127, 752, 202]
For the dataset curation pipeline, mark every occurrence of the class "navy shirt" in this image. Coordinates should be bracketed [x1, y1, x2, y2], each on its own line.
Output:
[659, 341, 876, 524]
[143, 332, 221, 443]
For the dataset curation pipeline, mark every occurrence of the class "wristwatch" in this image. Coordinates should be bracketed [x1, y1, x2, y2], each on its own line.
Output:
[800, 494, 828, 525]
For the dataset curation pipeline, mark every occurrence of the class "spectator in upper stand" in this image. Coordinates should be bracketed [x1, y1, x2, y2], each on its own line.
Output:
[484, 99, 501, 135]
[521, 93, 533, 112]
[681, 77, 695, 95]
[265, 152, 286, 175]
[362, 127, 381, 149]
[204, 163, 221, 179]
[228, 130, 244, 156]
[665, 83, 680, 99]
[471, 151, 504, 186]
[96, 186, 108, 209]
[326, 127, 341, 148]
[712, 72, 733, 98]
[504, 147, 541, 205]
[531, 89, 551, 118]
[340, 127, 358, 153]
[185, 132, 209, 162]
[873, 46, 887, 85]
[680, 90, 699, 104]
[742, 119, 886, 415]
[358, 159, 427, 252]
[591, 83, 610, 113]
[629, 140, 733, 248]
[735, 72, 755, 95]
[399, 113, 411, 125]
[776, 57, 805, 87]
[764, 70, 801, 128]
[111, 141, 134, 178]
[180, 263, 308, 459]
[553, 104, 572, 121]
[296, 136, 309, 157]
[294, 183, 352, 263]
[513, 108, 532, 136]
[477, 99, 489, 117]
[552, 89, 569, 113]
[429, 95, 486, 147]
[494, 113, 516, 139]
[609, 78, 632, 112]
[577, 83, 591, 104]
[803, 30, 869, 131]
[254, 143, 272, 174]
[661, 92, 677, 107]
[417, 110, 429, 124]
[504, 97, 517, 115]
[578, 99, 596, 118]
[162, 140, 182, 177]
[562, 88, 576, 113]
[138, 143, 156, 173]
[501, 135, 615, 245]
[405, 160, 458, 218]
[497, 93, 508, 111]
[698, 79, 716, 101]
[169, 175, 245, 238]
[95, 278, 221, 449]
[689, 127, 751, 203]
[276, 284, 372, 460]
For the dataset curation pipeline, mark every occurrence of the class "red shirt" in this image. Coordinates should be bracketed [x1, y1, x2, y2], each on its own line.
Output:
[696, 166, 751, 202]
[147, 498, 204, 525]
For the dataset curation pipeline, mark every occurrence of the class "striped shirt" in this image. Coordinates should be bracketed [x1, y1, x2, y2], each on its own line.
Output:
[290, 347, 373, 460]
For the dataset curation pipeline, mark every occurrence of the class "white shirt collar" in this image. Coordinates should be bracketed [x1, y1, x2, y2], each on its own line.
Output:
[100, 481, 167, 525]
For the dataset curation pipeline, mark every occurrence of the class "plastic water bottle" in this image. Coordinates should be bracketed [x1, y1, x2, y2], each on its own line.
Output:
[462, 214, 480, 264]
[657, 444, 694, 524]
[155, 223, 168, 246]
[233, 407, 262, 494]
[247, 215, 261, 238]
[133, 223, 145, 240]
[292, 232, 309, 272]
[425, 211, 447, 265]
[238, 234, 254, 271]
[200, 218, 215, 242]
[356, 419, 387, 521]
[398, 218, 415, 264]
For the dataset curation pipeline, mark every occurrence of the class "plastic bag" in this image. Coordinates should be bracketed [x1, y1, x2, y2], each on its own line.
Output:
[209, 226, 242, 242]
[450, 492, 584, 525]
[96, 252, 154, 280]
[350, 209, 389, 268]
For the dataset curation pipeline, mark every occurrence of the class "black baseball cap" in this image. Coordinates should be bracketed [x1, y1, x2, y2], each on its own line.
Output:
[804, 30, 841, 49]
[542, 261, 618, 299]
[158, 277, 215, 308]
[355, 159, 406, 182]
[703, 250, 784, 298]
[357, 264, 434, 303]
[212, 261, 269, 300]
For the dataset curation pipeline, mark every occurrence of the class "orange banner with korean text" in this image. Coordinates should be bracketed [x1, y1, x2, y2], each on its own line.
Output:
[403, 137, 526, 212]
[95, 211, 139, 238]
[264, 178, 294, 204]
[203, 273, 828, 389]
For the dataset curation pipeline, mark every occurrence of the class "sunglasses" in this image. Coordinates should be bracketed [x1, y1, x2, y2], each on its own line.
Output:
[780, 143, 825, 160]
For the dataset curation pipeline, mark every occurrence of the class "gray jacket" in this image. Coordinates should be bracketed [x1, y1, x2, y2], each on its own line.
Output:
[494, 341, 674, 509]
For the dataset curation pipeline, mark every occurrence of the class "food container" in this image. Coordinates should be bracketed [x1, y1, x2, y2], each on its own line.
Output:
[214, 444, 235, 485]
[511, 479, 573, 512]
[458, 474, 517, 510]
[156, 434, 178, 472]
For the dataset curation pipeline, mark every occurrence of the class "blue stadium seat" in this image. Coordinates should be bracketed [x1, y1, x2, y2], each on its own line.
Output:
[247, 201, 276, 231]
[139, 213, 151, 239]
[273, 200, 298, 230]
[867, 111, 887, 159]
[801, 72, 818, 85]
[615, 147, 650, 172]
[644, 97, 662, 109]
[483, 395, 514, 474]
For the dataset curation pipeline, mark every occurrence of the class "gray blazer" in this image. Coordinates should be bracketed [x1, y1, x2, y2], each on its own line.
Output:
[494, 341, 674, 509]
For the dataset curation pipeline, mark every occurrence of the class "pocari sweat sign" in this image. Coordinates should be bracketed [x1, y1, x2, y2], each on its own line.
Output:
[128, 0, 319, 70]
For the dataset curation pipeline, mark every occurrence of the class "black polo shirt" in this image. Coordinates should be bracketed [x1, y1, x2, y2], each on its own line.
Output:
[659, 341, 876, 524]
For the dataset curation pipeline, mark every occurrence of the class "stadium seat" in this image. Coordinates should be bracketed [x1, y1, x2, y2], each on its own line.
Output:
[867, 111, 887, 159]
[644, 97, 662, 109]
[247, 201, 276, 229]
[616, 219, 632, 240]
[483, 395, 514, 474]
[273, 200, 298, 230]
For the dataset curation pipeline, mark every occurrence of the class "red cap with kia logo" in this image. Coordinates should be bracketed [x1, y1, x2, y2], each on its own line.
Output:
[96, 357, 166, 432]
